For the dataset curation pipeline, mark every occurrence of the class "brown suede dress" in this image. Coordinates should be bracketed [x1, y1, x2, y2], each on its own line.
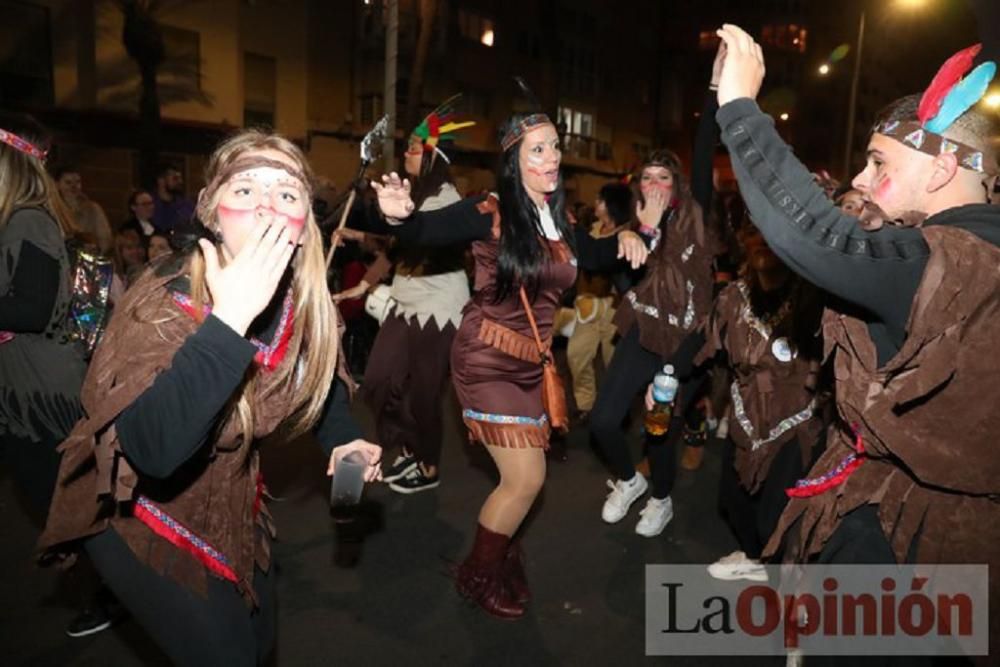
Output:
[452, 196, 577, 450]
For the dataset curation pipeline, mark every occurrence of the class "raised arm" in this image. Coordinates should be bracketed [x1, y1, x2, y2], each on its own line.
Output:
[369, 172, 493, 245]
[714, 25, 929, 349]
[690, 42, 726, 214]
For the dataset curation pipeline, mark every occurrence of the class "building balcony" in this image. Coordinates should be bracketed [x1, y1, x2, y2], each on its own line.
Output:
[560, 133, 614, 171]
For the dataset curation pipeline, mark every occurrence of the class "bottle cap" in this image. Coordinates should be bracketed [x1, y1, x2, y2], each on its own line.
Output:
[662, 364, 674, 375]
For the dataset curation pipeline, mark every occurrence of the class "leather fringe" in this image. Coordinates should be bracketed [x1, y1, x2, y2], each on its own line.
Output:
[464, 417, 550, 451]
[477, 318, 546, 364]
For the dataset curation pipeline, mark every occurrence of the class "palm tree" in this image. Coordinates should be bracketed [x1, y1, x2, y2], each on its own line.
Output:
[117, 0, 165, 189]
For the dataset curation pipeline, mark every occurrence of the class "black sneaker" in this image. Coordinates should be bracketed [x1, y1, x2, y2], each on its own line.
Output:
[65, 603, 123, 638]
[388, 467, 440, 494]
[382, 452, 418, 483]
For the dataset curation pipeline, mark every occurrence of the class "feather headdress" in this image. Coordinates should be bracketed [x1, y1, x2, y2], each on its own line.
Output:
[876, 44, 996, 173]
[410, 94, 475, 164]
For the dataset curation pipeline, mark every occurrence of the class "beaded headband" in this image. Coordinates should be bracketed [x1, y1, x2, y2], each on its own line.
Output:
[874, 120, 990, 173]
[0, 128, 48, 160]
[196, 155, 311, 225]
[500, 113, 553, 152]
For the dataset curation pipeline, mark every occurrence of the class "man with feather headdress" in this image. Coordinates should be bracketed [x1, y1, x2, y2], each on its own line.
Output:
[715, 23, 1000, 663]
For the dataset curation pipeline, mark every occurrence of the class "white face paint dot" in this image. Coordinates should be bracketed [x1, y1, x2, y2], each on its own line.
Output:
[231, 166, 302, 190]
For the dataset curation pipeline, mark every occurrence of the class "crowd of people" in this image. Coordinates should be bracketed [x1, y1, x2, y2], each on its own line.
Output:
[1, 19, 999, 667]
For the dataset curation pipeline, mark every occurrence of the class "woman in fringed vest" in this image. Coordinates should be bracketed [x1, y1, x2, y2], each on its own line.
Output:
[38, 130, 381, 666]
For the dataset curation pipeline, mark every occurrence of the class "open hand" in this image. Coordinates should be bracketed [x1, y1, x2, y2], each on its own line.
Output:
[199, 223, 294, 336]
[711, 39, 727, 89]
[636, 189, 668, 228]
[327, 439, 383, 482]
[715, 24, 765, 106]
[617, 230, 649, 269]
[371, 172, 415, 221]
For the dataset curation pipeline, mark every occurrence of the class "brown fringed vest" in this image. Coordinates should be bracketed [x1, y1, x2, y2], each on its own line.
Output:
[764, 226, 1000, 654]
[614, 200, 718, 360]
[695, 280, 825, 493]
[38, 263, 352, 607]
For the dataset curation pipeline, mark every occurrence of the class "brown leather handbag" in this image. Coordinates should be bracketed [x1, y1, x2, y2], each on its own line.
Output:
[519, 286, 569, 434]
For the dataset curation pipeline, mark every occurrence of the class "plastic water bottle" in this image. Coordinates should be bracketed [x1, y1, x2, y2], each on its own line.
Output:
[644, 365, 679, 437]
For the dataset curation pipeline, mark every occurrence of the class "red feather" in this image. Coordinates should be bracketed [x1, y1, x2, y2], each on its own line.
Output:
[918, 44, 982, 125]
[427, 114, 441, 138]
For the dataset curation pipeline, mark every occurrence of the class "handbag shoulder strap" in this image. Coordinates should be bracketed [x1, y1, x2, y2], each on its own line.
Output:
[518, 286, 549, 363]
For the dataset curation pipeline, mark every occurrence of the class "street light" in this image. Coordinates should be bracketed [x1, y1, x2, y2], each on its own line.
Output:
[818, 64, 831, 76]
[843, 1, 933, 178]
[780, 113, 790, 121]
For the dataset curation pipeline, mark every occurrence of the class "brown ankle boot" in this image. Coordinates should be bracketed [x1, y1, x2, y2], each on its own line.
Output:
[455, 524, 525, 619]
[504, 540, 531, 604]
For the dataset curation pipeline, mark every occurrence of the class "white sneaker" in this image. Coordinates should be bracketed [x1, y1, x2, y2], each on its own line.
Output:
[601, 475, 648, 523]
[707, 550, 769, 582]
[635, 496, 674, 537]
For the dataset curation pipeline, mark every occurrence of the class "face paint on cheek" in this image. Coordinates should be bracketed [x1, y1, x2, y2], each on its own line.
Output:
[874, 175, 893, 201]
[525, 153, 545, 176]
[217, 205, 258, 228]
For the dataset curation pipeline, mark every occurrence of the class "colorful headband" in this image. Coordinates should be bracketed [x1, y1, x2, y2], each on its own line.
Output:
[500, 113, 553, 152]
[0, 128, 48, 160]
[876, 44, 996, 174]
[411, 94, 476, 163]
[197, 155, 311, 224]
[875, 120, 989, 173]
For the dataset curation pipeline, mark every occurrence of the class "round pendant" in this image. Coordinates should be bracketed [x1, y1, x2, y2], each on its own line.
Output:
[771, 337, 796, 363]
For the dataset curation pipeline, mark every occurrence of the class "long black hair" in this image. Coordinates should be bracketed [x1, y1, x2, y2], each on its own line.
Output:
[494, 113, 574, 303]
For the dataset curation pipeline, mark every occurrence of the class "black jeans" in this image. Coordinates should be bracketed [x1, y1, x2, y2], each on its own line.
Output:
[590, 325, 705, 499]
[85, 528, 276, 666]
[717, 436, 807, 559]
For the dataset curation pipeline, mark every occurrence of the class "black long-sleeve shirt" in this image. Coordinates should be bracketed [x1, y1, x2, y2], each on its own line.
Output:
[116, 289, 361, 479]
[368, 194, 624, 272]
[692, 90, 721, 217]
[716, 98, 1000, 365]
[0, 242, 60, 332]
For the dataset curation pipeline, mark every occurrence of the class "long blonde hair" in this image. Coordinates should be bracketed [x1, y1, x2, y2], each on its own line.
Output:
[188, 129, 339, 442]
[0, 112, 76, 235]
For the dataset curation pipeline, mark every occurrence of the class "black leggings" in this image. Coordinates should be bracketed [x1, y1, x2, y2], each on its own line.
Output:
[1, 423, 64, 526]
[717, 436, 808, 559]
[590, 325, 705, 499]
[85, 528, 276, 666]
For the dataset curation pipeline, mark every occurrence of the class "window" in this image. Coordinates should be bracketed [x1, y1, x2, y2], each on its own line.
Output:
[0, 1, 53, 107]
[760, 24, 808, 53]
[161, 26, 202, 91]
[359, 93, 382, 125]
[457, 8, 494, 47]
[557, 106, 594, 137]
[244, 52, 276, 128]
